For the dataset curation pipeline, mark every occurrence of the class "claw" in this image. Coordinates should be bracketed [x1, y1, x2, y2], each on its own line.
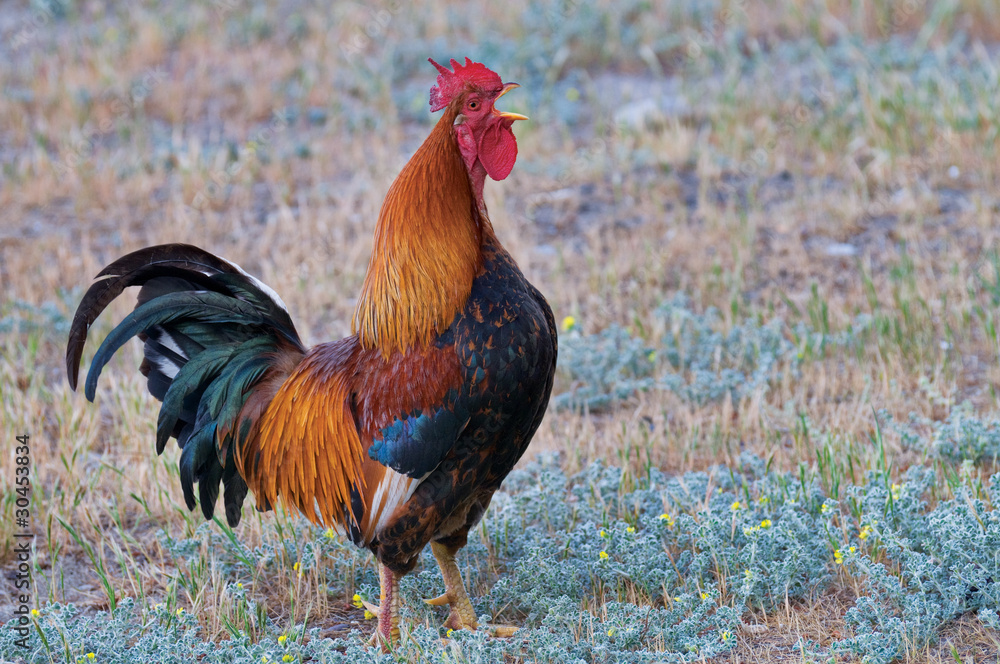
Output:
[366, 629, 385, 649]
[424, 593, 450, 607]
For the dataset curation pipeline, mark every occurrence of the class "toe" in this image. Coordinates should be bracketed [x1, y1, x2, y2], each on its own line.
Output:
[360, 599, 381, 617]
[423, 592, 450, 607]
[490, 625, 518, 638]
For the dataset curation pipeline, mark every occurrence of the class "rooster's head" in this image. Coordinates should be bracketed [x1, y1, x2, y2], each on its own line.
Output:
[428, 57, 527, 182]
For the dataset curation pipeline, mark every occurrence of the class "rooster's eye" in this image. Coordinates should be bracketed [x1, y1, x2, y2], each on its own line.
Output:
[468, 100, 479, 110]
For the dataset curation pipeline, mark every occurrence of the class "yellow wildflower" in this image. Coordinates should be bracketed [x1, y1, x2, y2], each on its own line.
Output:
[626, 526, 636, 534]
[278, 634, 287, 645]
[176, 608, 184, 616]
[849, 546, 856, 554]
[759, 496, 769, 505]
[859, 525, 872, 540]
[87, 655, 96, 661]
[352, 593, 363, 608]
[730, 500, 741, 512]
[446, 629, 454, 638]
[324, 528, 335, 539]
[599, 529, 608, 538]
[364, 610, 376, 620]
[599, 551, 609, 560]
[607, 628, 616, 637]
[561, 316, 576, 332]
[821, 504, 830, 514]
[659, 513, 675, 527]
[891, 484, 901, 501]
[282, 656, 294, 663]
[760, 519, 772, 529]
[700, 592, 708, 600]
[720, 629, 734, 642]
[31, 609, 39, 617]
[834, 549, 843, 564]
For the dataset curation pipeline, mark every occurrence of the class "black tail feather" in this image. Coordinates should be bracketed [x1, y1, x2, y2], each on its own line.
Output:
[67, 244, 306, 527]
[66, 243, 299, 390]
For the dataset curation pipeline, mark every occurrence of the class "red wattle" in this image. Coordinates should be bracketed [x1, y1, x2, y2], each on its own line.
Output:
[478, 122, 518, 181]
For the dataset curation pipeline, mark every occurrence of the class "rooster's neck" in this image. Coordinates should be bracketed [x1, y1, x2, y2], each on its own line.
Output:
[466, 161, 488, 209]
[352, 108, 492, 356]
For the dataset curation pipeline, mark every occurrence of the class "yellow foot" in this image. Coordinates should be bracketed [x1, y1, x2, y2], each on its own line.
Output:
[426, 543, 519, 640]
[488, 625, 519, 638]
[438, 623, 519, 640]
[428, 542, 480, 632]
[423, 591, 478, 631]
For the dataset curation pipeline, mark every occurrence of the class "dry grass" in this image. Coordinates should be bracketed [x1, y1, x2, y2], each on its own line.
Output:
[2, 0, 999, 661]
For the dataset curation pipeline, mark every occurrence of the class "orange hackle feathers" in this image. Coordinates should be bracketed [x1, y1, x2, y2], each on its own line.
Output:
[238, 338, 365, 527]
[235, 335, 466, 532]
[352, 104, 488, 357]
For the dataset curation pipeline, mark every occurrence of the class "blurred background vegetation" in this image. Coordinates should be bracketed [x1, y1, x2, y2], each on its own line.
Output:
[2, 0, 999, 661]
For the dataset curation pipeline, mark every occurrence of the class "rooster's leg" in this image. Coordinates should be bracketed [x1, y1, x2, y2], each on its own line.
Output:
[426, 541, 478, 631]
[366, 562, 401, 650]
[426, 542, 518, 637]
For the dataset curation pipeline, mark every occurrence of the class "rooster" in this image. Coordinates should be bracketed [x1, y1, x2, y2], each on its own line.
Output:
[66, 57, 557, 646]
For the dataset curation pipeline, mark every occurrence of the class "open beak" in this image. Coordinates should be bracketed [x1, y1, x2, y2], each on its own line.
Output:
[493, 82, 528, 122]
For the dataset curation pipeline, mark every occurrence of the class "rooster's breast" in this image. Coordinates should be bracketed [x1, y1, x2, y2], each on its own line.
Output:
[370, 240, 556, 571]
[447, 241, 557, 490]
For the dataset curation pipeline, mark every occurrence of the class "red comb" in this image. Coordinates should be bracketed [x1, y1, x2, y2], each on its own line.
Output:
[428, 57, 503, 112]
